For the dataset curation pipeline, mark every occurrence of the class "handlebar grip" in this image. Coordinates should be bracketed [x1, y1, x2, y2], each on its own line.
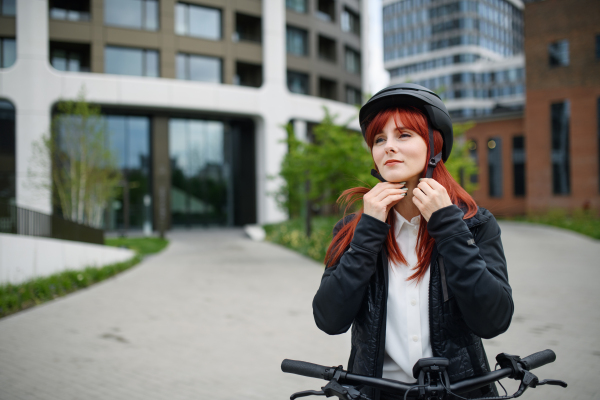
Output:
[520, 349, 556, 370]
[281, 359, 330, 380]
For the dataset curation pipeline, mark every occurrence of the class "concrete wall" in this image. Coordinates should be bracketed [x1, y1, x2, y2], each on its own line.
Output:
[0, 233, 135, 285]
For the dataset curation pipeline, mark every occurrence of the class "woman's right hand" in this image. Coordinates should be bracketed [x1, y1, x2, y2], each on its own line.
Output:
[363, 182, 407, 222]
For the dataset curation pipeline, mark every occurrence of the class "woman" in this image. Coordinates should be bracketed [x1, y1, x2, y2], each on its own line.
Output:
[312, 84, 513, 400]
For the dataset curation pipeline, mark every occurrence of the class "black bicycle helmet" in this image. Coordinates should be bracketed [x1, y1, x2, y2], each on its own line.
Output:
[359, 83, 453, 178]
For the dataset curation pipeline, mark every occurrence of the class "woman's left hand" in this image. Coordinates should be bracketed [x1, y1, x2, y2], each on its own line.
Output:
[412, 178, 453, 222]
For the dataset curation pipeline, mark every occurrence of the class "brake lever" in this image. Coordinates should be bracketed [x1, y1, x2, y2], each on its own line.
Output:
[536, 379, 568, 388]
[322, 380, 366, 400]
[291, 389, 326, 399]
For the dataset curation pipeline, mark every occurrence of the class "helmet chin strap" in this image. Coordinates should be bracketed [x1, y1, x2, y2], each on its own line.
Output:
[426, 122, 443, 179]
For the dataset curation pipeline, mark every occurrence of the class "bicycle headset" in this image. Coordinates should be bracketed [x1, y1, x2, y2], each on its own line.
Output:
[358, 83, 454, 179]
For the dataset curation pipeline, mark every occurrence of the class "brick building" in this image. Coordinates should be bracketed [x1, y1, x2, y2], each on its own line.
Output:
[463, 0, 600, 216]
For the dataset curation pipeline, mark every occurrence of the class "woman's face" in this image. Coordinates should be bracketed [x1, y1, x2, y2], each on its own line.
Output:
[372, 113, 428, 183]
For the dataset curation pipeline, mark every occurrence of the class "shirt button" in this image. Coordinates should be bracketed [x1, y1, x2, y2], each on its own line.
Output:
[411, 299, 417, 306]
[412, 335, 419, 342]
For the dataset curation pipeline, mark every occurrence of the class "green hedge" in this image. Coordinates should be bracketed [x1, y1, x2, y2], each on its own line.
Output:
[0, 237, 169, 319]
[263, 216, 342, 263]
[264, 209, 600, 267]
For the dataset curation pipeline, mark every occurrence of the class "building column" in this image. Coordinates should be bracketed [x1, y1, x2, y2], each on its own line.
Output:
[14, 0, 53, 213]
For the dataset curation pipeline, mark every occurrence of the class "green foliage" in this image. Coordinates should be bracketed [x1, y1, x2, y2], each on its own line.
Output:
[0, 256, 141, 319]
[444, 121, 479, 194]
[263, 216, 341, 262]
[0, 237, 170, 319]
[105, 237, 169, 256]
[275, 107, 374, 218]
[501, 208, 600, 240]
[28, 88, 122, 228]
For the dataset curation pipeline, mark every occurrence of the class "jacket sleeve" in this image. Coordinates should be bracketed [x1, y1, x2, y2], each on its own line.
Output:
[427, 205, 514, 339]
[312, 213, 390, 335]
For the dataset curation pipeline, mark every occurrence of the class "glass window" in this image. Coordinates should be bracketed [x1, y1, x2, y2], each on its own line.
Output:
[286, 26, 308, 56]
[176, 53, 222, 83]
[316, 0, 335, 22]
[345, 86, 361, 105]
[488, 137, 502, 198]
[105, 46, 159, 77]
[341, 7, 360, 36]
[104, 115, 152, 230]
[318, 35, 337, 63]
[551, 101, 570, 195]
[235, 13, 261, 43]
[169, 118, 228, 226]
[287, 70, 309, 94]
[512, 136, 525, 197]
[0, 38, 16, 69]
[548, 39, 569, 67]
[319, 77, 337, 101]
[49, 0, 90, 21]
[175, 2, 221, 40]
[105, 0, 158, 30]
[0, 100, 16, 202]
[345, 47, 360, 74]
[50, 42, 90, 72]
[286, 0, 306, 13]
[1, 0, 16, 16]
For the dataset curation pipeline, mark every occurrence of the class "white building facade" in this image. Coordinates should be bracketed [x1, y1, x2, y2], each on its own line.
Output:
[0, 0, 366, 230]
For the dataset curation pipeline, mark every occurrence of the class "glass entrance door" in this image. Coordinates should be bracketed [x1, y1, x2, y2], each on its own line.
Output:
[169, 118, 230, 226]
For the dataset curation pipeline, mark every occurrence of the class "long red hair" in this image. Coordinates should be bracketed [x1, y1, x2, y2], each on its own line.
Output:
[324, 107, 478, 282]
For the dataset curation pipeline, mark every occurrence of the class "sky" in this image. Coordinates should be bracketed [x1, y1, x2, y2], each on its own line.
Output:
[366, 0, 390, 96]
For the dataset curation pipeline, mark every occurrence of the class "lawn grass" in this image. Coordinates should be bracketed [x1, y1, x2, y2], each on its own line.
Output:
[0, 236, 169, 319]
[499, 208, 600, 240]
[105, 236, 169, 256]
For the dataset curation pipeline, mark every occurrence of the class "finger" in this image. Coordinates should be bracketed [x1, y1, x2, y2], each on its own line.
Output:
[417, 181, 435, 196]
[374, 187, 406, 202]
[425, 178, 446, 192]
[412, 193, 424, 210]
[370, 182, 405, 197]
[412, 187, 427, 203]
[381, 193, 406, 206]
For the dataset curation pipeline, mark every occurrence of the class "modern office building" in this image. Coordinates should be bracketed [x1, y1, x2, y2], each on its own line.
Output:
[382, 0, 525, 119]
[0, 0, 365, 232]
[462, 0, 600, 215]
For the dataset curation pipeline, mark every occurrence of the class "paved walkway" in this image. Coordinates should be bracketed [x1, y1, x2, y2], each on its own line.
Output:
[0, 223, 599, 400]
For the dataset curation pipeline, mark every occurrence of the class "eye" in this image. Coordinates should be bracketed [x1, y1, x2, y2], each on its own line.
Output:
[375, 136, 385, 144]
[399, 133, 411, 138]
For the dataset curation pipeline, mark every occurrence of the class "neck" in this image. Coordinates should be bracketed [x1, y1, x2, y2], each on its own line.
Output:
[392, 177, 421, 221]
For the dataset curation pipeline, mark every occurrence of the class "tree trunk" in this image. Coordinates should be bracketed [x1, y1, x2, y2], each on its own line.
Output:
[304, 179, 312, 238]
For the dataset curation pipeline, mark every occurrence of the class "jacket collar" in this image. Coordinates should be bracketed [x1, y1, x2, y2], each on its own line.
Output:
[460, 205, 490, 229]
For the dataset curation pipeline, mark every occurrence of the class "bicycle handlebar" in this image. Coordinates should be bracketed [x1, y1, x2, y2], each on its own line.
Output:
[519, 349, 555, 371]
[281, 359, 331, 380]
[282, 349, 559, 397]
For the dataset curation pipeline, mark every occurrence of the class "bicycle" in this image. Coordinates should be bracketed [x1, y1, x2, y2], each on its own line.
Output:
[281, 349, 567, 400]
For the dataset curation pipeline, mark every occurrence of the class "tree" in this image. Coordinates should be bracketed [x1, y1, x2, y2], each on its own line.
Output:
[275, 107, 480, 237]
[29, 90, 121, 228]
[444, 121, 479, 194]
[275, 107, 373, 237]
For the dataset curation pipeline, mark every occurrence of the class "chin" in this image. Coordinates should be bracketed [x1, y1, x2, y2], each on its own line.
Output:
[382, 171, 408, 182]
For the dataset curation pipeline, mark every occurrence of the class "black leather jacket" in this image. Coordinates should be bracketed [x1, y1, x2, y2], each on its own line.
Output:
[313, 205, 514, 400]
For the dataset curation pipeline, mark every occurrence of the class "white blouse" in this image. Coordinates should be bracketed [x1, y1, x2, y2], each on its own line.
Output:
[382, 209, 433, 383]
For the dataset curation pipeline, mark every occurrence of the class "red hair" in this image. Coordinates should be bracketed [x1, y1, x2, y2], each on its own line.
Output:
[324, 107, 478, 283]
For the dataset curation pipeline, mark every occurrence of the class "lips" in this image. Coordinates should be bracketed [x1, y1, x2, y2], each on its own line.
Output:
[385, 160, 403, 165]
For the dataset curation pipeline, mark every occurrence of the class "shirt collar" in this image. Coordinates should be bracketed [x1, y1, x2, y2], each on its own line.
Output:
[392, 208, 421, 237]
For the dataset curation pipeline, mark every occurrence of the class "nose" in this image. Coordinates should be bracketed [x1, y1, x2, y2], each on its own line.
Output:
[384, 140, 398, 153]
